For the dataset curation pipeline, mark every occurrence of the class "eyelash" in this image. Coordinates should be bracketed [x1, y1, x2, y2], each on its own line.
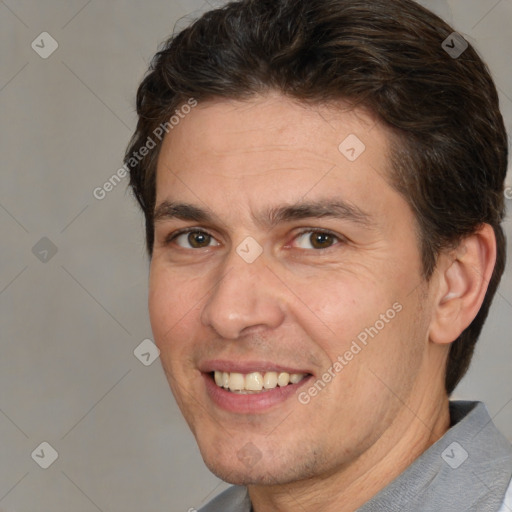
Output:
[165, 227, 344, 251]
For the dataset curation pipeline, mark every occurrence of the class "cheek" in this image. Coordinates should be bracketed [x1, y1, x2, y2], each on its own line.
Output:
[148, 272, 172, 343]
[294, 267, 420, 398]
[148, 264, 202, 352]
[302, 276, 395, 346]
[148, 268, 205, 403]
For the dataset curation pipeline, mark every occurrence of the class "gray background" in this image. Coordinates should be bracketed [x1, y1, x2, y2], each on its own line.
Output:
[0, 0, 511, 510]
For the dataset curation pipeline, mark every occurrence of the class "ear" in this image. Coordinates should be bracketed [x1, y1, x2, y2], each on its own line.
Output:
[429, 224, 497, 345]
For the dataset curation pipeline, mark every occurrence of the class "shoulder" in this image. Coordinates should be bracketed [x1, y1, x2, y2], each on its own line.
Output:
[497, 477, 512, 512]
[198, 486, 251, 512]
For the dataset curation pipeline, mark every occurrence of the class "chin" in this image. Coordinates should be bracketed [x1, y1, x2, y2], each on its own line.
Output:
[202, 458, 293, 487]
[208, 466, 276, 486]
[198, 443, 268, 484]
[199, 441, 319, 487]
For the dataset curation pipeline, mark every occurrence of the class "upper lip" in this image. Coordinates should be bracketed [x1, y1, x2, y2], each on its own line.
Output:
[199, 360, 312, 375]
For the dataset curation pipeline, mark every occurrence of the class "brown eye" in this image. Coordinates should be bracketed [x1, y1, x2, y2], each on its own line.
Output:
[294, 231, 340, 250]
[188, 232, 211, 248]
[173, 230, 219, 249]
[310, 232, 336, 249]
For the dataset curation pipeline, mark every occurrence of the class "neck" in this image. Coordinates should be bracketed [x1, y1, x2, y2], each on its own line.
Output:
[248, 390, 450, 512]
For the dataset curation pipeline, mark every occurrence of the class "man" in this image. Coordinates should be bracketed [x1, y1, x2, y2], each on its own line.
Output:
[125, 0, 512, 510]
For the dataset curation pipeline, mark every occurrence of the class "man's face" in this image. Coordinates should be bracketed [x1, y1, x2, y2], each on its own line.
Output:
[149, 93, 438, 485]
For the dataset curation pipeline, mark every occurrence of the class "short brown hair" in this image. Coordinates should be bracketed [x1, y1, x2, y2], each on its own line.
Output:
[126, 0, 508, 394]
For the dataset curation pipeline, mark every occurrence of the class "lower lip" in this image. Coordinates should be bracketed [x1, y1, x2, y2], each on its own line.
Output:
[203, 373, 312, 414]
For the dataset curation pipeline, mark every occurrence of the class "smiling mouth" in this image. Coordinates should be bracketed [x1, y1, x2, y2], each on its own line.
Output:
[211, 370, 310, 394]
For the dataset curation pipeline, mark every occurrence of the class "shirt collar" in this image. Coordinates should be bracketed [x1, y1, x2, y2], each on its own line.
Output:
[358, 401, 512, 511]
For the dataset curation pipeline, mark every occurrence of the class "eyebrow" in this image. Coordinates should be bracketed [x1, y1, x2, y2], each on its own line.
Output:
[153, 199, 373, 230]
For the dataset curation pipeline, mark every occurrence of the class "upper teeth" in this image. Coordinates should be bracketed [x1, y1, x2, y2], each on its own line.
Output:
[214, 371, 307, 392]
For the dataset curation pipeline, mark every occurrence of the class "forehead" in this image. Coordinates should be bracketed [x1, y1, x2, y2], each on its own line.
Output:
[154, 93, 396, 219]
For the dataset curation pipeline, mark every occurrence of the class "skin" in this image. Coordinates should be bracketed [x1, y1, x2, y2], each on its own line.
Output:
[148, 93, 496, 512]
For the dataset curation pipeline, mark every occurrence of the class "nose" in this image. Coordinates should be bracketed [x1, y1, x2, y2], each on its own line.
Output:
[200, 247, 286, 340]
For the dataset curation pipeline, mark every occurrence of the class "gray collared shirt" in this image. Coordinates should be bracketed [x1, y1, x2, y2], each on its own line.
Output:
[198, 401, 512, 511]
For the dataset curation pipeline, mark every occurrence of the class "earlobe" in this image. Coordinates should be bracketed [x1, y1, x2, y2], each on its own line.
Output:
[429, 224, 497, 345]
